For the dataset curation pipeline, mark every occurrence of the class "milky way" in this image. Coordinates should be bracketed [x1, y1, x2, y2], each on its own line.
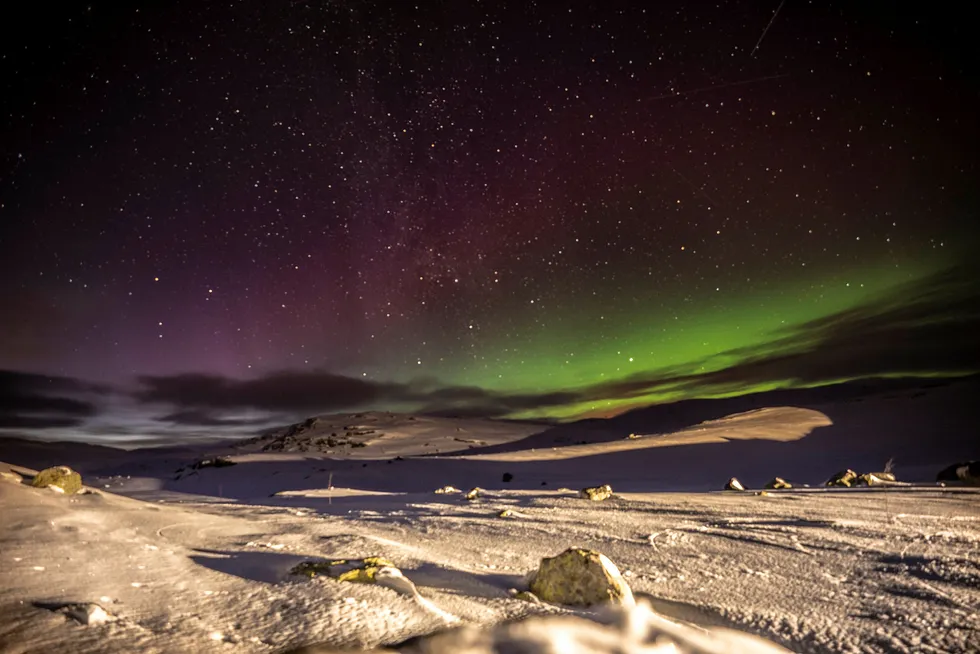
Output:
[1, 1, 977, 437]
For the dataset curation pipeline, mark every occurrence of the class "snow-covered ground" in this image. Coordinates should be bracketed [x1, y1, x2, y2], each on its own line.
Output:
[1, 380, 978, 653]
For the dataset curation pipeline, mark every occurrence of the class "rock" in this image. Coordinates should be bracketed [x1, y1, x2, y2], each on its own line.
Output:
[30, 466, 82, 495]
[191, 457, 237, 470]
[256, 416, 377, 453]
[434, 485, 462, 494]
[464, 487, 481, 500]
[37, 602, 116, 626]
[287, 417, 321, 436]
[502, 472, 513, 482]
[959, 464, 980, 486]
[764, 477, 792, 490]
[508, 589, 541, 603]
[825, 469, 858, 487]
[528, 547, 634, 607]
[936, 461, 980, 485]
[290, 556, 397, 583]
[579, 484, 613, 501]
[64, 603, 113, 625]
[856, 472, 897, 486]
[724, 477, 745, 491]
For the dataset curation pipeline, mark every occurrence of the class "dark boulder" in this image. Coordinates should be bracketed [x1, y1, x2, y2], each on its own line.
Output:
[937, 461, 980, 485]
[191, 457, 237, 470]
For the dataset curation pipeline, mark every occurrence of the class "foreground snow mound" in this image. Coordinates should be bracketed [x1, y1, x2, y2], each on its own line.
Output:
[288, 600, 791, 653]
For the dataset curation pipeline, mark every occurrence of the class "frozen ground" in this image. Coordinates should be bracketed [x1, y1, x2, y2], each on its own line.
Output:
[1, 379, 978, 653]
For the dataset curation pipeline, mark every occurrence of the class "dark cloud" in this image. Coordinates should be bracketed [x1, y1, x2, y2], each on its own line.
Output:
[0, 369, 104, 429]
[135, 369, 581, 419]
[416, 391, 582, 419]
[413, 385, 580, 417]
[0, 414, 90, 429]
[135, 371, 398, 412]
[0, 369, 109, 396]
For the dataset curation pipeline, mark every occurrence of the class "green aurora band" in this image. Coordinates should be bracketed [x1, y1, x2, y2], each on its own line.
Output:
[384, 253, 975, 420]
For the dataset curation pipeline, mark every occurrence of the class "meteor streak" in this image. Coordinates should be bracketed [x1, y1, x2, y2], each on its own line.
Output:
[648, 73, 789, 101]
[751, 0, 787, 57]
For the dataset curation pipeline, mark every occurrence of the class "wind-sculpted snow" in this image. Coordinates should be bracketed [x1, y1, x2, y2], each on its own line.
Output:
[2, 402, 980, 653]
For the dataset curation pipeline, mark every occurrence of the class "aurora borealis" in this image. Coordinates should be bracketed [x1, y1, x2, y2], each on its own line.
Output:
[1, 1, 977, 442]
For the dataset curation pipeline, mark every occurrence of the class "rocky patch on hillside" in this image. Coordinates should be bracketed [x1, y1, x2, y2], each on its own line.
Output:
[242, 415, 381, 453]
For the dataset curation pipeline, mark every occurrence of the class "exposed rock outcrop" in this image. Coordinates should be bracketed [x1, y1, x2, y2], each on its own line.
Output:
[855, 472, 897, 486]
[290, 556, 397, 583]
[725, 477, 745, 491]
[247, 415, 376, 453]
[825, 469, 858, 487]
[30, 466, 82, 495]
[579, 484, 613, 501]
[527, 547, 634, 607]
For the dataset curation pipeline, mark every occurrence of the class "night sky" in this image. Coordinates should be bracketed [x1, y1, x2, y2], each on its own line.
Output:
[1, 1, 978, 443]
